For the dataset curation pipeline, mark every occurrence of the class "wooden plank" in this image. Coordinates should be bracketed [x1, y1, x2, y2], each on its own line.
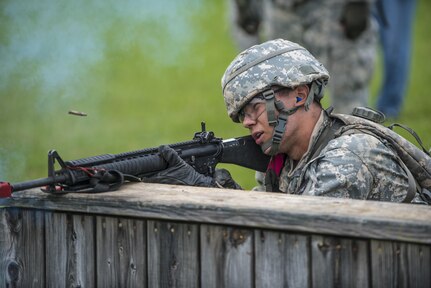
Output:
[0, 208, 45, 287]
[371, 240, 431, 287]
[254, 230, 310, 288]
[45, 212, 95, 287]
[4, 184, 431, 244]
[147, 220, 199, 288]
[0, 208, 10, 287]
[311, 235, 369, 288]
[405, 243, 431, 288]
[200, 225, 254, 288]
[0, 208, 14, 286]
[96, 216, 146, 287]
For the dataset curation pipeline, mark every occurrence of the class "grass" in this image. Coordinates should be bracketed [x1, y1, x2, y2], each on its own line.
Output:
[0, 0, 430, 190]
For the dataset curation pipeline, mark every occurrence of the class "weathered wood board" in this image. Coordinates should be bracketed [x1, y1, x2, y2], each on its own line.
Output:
[1, 183, 430, 287]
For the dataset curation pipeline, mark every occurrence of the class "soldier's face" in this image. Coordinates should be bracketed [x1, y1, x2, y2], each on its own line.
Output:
[241, 99, 271, 150]
[242, 86, 308, 156]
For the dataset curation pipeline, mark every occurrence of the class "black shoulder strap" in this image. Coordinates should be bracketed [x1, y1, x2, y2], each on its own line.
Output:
[309, 114, 344, 160]
[400, 161, 419, 203]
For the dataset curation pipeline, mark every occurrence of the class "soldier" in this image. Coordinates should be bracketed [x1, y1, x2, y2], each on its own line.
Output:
[228, 0, 377, 114]
[374, 0, 417, 119]
[146, 39, 426, 203]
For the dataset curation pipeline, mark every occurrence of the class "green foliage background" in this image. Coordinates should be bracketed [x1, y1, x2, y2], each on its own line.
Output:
[1, 0, 430, 190]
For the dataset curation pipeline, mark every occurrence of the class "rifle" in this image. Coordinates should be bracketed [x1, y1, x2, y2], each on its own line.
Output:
[0, 123, 270, 197]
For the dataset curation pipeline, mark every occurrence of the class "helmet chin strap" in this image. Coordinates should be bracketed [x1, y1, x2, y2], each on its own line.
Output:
[260, 89, 298, 155]
[260, 82, 322, 156]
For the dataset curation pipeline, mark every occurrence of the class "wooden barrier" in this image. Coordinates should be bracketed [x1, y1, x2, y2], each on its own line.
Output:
[1, 183, 430, 287]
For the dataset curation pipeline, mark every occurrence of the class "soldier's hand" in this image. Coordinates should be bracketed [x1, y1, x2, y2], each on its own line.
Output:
[340, 1, 369, 40]
[235, 0, 262, 35]
[142, 146, 242, 189]
[142, 145, 215, 187]
[213, 168, 242, 190]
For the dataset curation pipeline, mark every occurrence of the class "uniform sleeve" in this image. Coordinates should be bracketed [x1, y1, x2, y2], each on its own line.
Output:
[301, 133, 410, 202]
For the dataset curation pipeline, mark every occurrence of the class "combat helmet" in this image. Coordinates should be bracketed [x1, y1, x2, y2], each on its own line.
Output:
[221, 39, 329, 155]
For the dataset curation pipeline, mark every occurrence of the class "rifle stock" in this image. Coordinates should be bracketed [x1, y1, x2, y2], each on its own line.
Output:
[0, 125, 270, 197]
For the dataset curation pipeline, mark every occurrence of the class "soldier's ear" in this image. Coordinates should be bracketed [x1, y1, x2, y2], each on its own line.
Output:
[294, 85, 309, 106]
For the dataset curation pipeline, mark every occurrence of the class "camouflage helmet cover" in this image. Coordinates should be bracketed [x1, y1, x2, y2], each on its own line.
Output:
[221, 39, 330, 122]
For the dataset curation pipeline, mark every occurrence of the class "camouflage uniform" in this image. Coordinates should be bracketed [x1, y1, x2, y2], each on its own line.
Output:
[255, 109, 427, 203]
[276, 111, 410, 201]
[222, 39, 424, 203]
[229, 0, 377, 114]
[228, 0, 262, 51]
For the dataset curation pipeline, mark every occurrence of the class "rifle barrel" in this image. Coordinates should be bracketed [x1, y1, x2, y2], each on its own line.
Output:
[11, 174, 68, 192]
